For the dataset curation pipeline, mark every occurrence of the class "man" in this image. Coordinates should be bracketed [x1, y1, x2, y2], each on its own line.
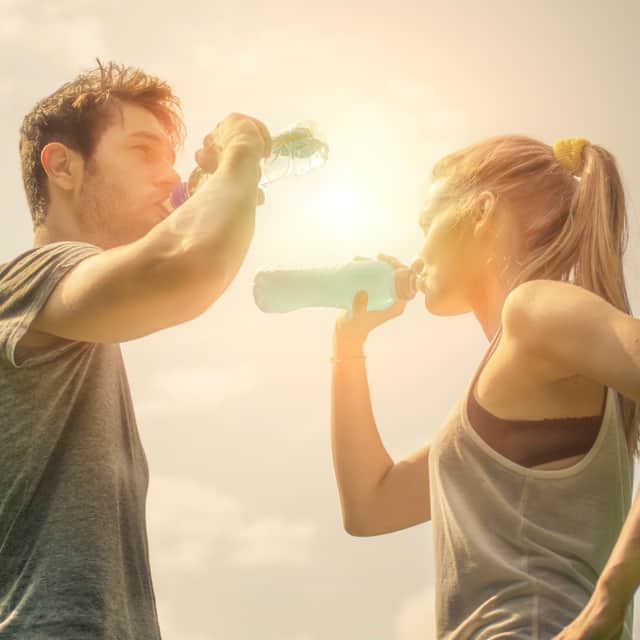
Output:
[0, 60, 270, 638]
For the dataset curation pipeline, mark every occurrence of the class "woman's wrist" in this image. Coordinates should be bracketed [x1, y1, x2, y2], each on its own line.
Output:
[332, 345, 365, 358]
[332, 332, 366, 359]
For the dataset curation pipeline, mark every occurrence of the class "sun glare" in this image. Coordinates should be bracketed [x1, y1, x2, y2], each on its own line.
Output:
[306, 170, 385, 248]
[323, 181, 367, 235]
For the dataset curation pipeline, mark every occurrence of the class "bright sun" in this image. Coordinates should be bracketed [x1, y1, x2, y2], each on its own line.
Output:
[324, 181, 366, 235]
[309, 171, 382, 244]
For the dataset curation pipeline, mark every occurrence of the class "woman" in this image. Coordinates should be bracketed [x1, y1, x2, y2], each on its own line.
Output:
[330, 135, 640, 639]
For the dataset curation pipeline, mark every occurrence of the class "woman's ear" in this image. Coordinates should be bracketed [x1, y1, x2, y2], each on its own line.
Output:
[478, 190, 497, 215]
[471, 191, 496, 239]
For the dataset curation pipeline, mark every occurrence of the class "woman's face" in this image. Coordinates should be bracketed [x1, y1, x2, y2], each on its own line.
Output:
[417, 179, 489, 315]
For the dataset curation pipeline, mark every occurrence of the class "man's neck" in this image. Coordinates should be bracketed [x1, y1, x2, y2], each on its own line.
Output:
[32, 226, 53, 248]
[32, 219, 103, 250]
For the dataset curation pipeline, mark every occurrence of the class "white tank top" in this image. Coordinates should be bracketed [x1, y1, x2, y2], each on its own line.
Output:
[428, 325, 635, 638]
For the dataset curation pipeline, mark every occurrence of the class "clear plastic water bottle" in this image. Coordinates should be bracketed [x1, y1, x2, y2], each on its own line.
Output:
[253, 259, 420, 313]
[168, 120, 329, 209]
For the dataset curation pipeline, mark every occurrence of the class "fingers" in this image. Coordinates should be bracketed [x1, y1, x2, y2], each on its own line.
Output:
[345, 290, 367, 321]
[350, 289, 408, 320]
[376, 297, 408, 318]
[202, 113, 272, 162]
[226, 113, 272, 158]
[377, 253, 407, 269]
[250, 117, 272, 158]
[195, 145, 220, 173]
[350, 290, 367, 314]
[410, 257, 425, 273]
[202, 128, 217, 148]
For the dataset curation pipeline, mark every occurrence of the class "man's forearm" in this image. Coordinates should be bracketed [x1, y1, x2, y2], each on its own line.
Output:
[148, 144, 261, 292]
[597, 479, 640, 604]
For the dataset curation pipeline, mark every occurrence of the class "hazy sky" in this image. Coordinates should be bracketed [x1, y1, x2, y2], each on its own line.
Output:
[1, 1, 640, 638]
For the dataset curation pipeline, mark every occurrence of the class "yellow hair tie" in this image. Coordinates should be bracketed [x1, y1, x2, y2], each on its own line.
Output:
[552, 137, 590, 176]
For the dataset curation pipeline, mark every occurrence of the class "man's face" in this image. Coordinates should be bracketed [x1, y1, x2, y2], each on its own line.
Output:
[75, 101, 180, 249]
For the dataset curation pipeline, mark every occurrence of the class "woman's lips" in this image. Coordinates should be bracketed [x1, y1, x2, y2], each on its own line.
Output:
[416, 271, 435, 294]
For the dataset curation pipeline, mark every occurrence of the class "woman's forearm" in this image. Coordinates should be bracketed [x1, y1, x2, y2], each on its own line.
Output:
[330, 335, 394, 534]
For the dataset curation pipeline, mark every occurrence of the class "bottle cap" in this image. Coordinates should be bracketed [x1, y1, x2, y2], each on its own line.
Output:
[169, 181, 189, 210]
[393, 268, 417, 300]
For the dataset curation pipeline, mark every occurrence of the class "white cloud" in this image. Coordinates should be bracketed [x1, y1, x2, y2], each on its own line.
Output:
[394, 585, 437, 640]
[0, 13, 24, 40]
[136, 363, 258, 416]
[385, 77, 468, 134]
[0, 0, 23, 11]
[155, 595, 214, 640]
[147, 474, 244, 573]
[0, 0, 109, 67]
[0, 77, 15, 97]
[191, 42, 267, 76]
[148, 475, 318, 574]
[228, 516, 317, 569]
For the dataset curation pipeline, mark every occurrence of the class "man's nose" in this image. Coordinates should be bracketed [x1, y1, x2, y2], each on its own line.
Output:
[156, 165, 182, 191]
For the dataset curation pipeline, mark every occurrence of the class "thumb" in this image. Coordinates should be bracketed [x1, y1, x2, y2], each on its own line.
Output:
[352, 290, 368, 314]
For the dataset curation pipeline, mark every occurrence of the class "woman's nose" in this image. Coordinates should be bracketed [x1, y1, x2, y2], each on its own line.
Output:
[410, 257, 425, 273]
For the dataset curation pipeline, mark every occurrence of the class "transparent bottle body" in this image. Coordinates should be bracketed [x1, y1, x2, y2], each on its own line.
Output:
[253, 259, 417, 313]
[169, 121, 328, 209]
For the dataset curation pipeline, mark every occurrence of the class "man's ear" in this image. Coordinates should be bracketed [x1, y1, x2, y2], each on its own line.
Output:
[41, 142, 83, 191]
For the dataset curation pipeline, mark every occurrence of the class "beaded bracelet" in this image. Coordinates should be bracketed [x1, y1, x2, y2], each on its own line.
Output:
[330, 355, 366, 364]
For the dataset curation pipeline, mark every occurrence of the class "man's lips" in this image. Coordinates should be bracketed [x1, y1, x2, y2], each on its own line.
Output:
[158, 198, 174, 214]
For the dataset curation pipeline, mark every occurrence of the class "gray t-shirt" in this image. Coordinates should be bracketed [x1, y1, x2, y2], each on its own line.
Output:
[0, 241, 161, 639]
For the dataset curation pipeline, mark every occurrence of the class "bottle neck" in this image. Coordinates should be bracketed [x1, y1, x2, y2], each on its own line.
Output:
[393, 268, 418, 300]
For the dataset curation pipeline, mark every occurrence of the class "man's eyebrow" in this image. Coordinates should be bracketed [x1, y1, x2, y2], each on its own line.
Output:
[128, 131, 176, 164]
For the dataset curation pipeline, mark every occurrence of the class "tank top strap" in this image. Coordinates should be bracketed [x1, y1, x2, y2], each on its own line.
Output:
[468, 324, 503, 394]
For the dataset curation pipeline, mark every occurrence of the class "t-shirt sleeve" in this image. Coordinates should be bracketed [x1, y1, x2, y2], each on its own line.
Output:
[0, 241, 104, 368]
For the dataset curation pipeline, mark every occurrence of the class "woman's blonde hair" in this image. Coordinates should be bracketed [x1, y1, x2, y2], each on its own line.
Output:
[432, 134, 639, 459]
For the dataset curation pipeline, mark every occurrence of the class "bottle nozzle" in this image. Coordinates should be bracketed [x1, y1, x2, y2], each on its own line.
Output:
[394, 268, 418, 300]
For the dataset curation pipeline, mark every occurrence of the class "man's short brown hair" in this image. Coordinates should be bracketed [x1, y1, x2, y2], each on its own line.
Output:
[19, 59, 186, 228]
